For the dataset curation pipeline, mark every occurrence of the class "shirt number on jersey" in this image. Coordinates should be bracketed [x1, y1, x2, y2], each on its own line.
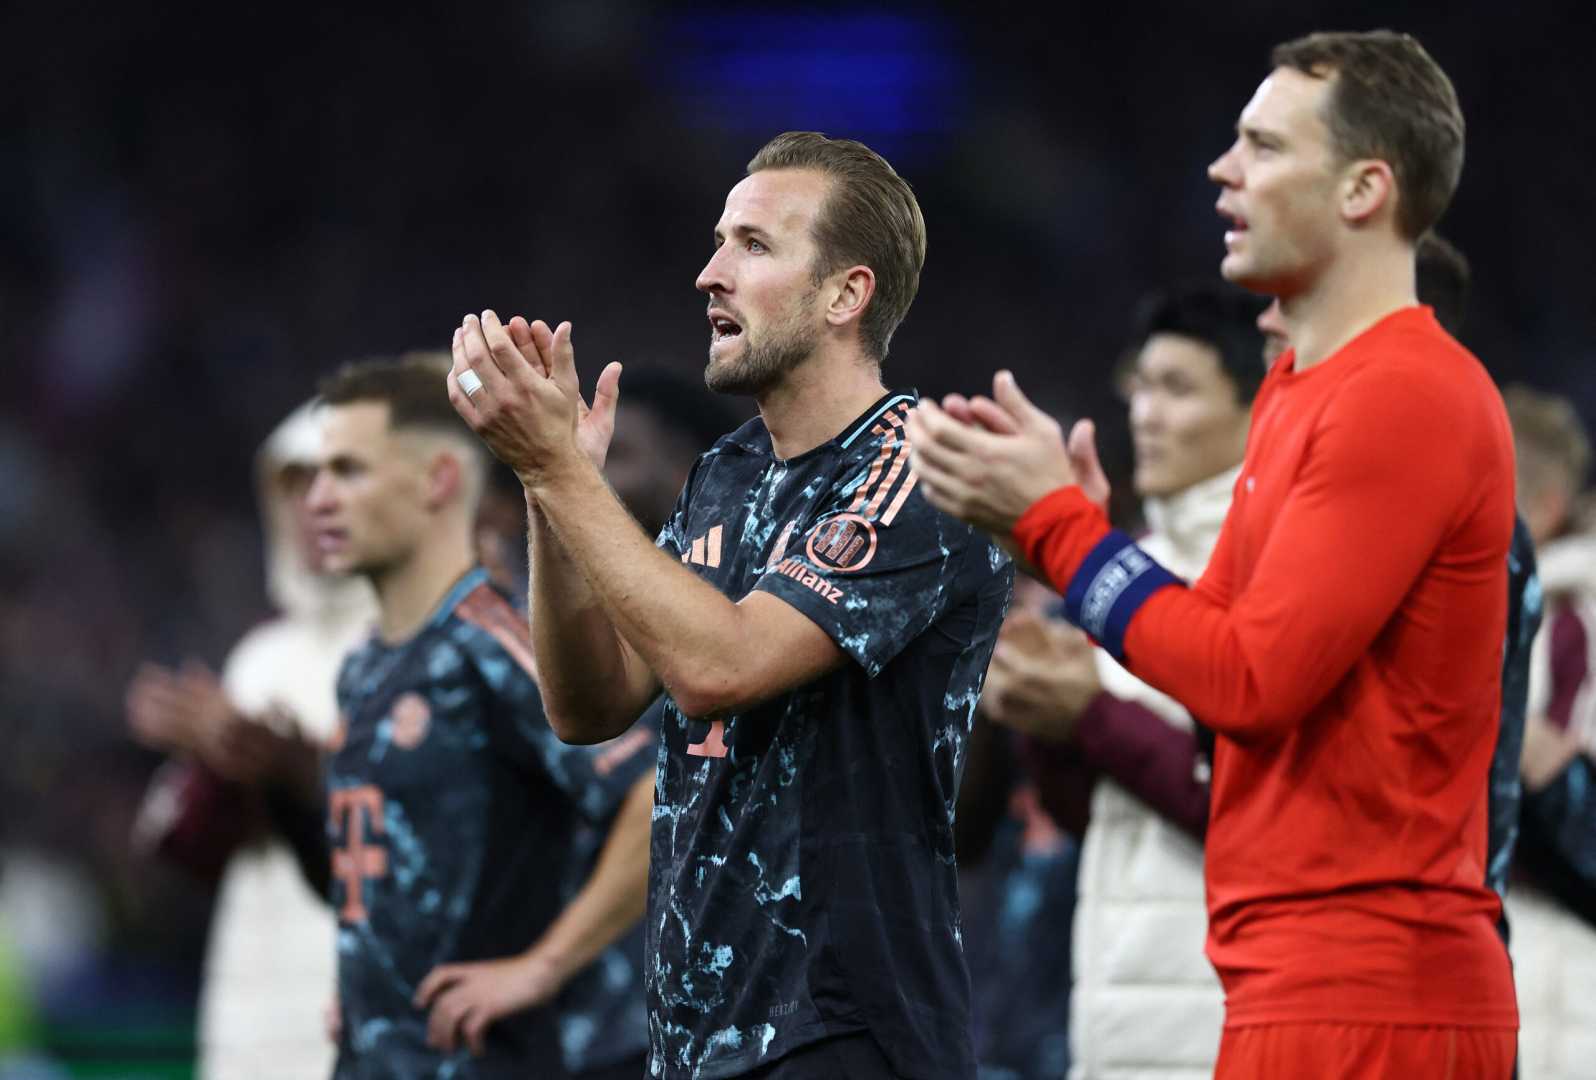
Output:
[329, 785, 388, 923]
[686, 719, 729, 758]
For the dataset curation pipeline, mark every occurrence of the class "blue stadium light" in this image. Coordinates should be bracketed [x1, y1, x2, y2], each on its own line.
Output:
[655, 12, 967, 156]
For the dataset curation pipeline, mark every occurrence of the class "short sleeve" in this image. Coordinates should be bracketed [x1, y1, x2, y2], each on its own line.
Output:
[457, 588, 655, 824]
[655, 458, 702, 558]
[756, 440, 1008, 676]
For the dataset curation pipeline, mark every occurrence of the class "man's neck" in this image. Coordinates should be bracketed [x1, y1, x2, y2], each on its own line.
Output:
[369, 527, 476, 645]
[755, 348, 888, 460]
[1280, 240, 1418, 372]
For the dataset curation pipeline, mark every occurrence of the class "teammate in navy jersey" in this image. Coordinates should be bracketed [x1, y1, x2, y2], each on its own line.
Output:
[447, 132, 1013, 1079]
[308, 355, 656, 1079]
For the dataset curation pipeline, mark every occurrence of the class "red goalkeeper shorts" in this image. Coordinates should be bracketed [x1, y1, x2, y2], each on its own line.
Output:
[1215, 1022, 1516, 1079]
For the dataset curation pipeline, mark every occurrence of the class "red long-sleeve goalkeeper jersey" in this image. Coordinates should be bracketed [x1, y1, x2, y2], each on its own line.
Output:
[1013, 306, 1518, 1029]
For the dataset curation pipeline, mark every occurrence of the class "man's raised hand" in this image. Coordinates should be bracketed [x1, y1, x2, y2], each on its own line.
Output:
[448, 310, 562, 484]
[907, 370, 1108, 537]
[1064, 417, 1111, 512]
[521, 318, 623, 470]
[962, 372, 1111, 511]
[447, 311, 622, 487]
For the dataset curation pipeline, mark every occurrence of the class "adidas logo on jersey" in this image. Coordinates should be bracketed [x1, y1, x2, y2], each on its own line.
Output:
[681, 524, 725, 568]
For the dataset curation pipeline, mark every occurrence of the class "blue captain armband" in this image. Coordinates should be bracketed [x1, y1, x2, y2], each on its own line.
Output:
[1063, 530, 1182, 662]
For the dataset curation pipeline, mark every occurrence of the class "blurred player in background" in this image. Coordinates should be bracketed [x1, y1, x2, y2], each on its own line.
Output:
[308, 355, 654, 1079]
[126, 400, 376, 1079]
[424, 365, 733, 1080]
[910, 31, 1519, 1077]
[1502, 384, 1596, 1080]
[953, 572, 1082, 1080]
[449, 131, 1013, 1078]
[981, 282, 1262, 1080]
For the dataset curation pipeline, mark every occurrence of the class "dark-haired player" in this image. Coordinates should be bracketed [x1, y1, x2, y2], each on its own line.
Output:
[309, 355, 655, 1079]
[980, 282, 1263, 1079]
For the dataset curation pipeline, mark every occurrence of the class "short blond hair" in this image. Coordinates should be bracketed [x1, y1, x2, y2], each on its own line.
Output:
[318, 351, 488, 511]
[1505, 383, 1591, 497]
[748, 132, 926, 362]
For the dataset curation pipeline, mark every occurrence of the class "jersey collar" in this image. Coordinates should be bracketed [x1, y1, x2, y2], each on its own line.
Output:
[839, 390, 919, 450]
[428, 566, 492, 629]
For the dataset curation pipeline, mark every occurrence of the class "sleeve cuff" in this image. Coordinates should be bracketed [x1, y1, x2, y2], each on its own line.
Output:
[1011, 486, 1113, 590]
[1013, 486, 1096, 557]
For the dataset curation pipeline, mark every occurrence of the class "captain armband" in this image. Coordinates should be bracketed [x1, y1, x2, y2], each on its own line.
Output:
[1063, 530, 1182, 662]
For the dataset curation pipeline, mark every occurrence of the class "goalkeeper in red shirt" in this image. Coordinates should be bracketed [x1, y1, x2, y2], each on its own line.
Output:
[908, 30, 1517, 1079]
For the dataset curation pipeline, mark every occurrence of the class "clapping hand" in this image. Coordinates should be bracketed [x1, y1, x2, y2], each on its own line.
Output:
[127, 661, 228, 758]
[447, 312, 623, 486]
[906, 370, 1110, 537]
[981, 609, 1101, 742]
[127, 662, 316, 786]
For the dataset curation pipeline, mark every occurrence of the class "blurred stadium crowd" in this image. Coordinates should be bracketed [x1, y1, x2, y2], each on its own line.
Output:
[1, 1, 1592, 1076]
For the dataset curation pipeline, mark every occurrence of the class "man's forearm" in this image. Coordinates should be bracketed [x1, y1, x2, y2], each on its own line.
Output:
[263, 778, 331, 899]
[525, 774, 652, 983]
[1073, 694, 1210, 840]
[528, 496, 656, 741]
[531, 455, 783, 718]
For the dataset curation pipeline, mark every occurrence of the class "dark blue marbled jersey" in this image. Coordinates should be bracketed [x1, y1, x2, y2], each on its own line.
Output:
[647, 392, 1014, 1080]
[328, 568, 654, 1079]
[1487, 516, 1541, 916]
[555, 808, 652, 1074]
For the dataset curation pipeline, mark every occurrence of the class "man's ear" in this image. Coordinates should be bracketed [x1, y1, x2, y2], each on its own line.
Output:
[826, 265, 876, 331]
[427, 451, 463, 510]
[1341, 158, 1397, 228]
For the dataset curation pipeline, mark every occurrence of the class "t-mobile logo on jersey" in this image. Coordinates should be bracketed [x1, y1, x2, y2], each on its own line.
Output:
[329, 785, 388, 923]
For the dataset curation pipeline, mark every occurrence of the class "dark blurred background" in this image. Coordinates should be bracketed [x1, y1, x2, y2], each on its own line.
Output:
[1, 0, 1591, 1073]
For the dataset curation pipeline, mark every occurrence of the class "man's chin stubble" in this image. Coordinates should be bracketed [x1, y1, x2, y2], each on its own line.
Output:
[704, 344, 793, 396]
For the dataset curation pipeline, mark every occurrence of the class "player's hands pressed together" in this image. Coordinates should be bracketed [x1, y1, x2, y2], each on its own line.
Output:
[127, 661, 230, 758]
[906, 369, 1111, 536]
[981, 610, 1102, 742]
[414, 951, 565, 1057]
[215, 704, 323, 794]
[126, 661, 304, 784]
[447, 311, 623, 485]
